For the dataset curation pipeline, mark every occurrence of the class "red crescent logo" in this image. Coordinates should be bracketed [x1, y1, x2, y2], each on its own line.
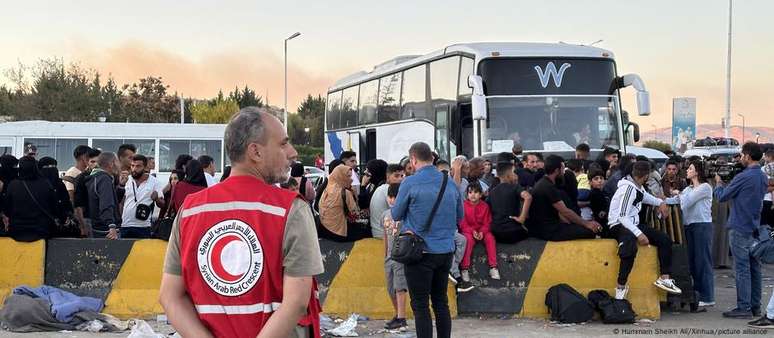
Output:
[209, 235, 244, 282]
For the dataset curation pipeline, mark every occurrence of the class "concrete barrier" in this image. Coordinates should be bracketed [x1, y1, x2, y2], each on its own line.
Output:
[0, 239, 45, 304]
[4, 236, 664, 320]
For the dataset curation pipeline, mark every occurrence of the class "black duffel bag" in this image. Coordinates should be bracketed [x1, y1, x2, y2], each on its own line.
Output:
[588, 289, 636, 324]
[545, 284, 594, 324]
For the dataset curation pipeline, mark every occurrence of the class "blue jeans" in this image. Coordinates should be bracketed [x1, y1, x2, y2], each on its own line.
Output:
[120, 227, 151, 239]
[686, 222, 715, 303]
[449, 232, 466, 278]
[728, 228, 762, 312]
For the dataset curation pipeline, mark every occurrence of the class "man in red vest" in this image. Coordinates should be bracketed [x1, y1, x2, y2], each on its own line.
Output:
[160, 107, 324, 338]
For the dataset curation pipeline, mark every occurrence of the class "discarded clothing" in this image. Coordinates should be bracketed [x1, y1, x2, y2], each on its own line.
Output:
[0, 294, 124, 333]
[13, 285, 103, 322]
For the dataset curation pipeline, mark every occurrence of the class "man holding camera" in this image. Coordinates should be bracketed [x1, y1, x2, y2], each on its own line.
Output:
[714, 142, 768, 319]
[121, 154, 165, 239]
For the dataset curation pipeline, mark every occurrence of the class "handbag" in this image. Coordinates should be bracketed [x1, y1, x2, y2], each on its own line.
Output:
[390, 172, 448, 264]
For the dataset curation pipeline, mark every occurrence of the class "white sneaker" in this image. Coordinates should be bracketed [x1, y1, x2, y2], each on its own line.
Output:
[615, 285, 629, 300]
[461, 270, 470, 283]
[698, 301, 715, 307]
[654, 278, 682, 294]
[489, 268, 501, 280]
[448, 274, 458, 285]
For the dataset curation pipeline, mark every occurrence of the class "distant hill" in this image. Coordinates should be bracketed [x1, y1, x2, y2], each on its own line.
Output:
[640, 124, 774, 145]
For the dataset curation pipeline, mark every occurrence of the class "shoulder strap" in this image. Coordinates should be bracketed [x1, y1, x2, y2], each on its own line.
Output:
[22, 180, 58, 223]
[341, 188, 351, 215]
[423, 172, 448, 232]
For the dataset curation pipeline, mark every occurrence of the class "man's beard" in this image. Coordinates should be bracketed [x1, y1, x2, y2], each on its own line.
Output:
[131, 172, 144, 179]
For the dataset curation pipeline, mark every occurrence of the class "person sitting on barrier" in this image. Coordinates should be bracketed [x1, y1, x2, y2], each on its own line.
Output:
[459, 183, 500, 281]
[318, 164, 370, 242]
[607, 160, 682, 300]
[382, 183, 409, 331]
[466, 157, 490, 195]
[450, 156, 469, 199]
[588, 168, 610, 231]
[3, 156, 58, 242]
[481, 159, 497, 190]
[675, 160, 715, 308]
[489, 161, 531, 244]
[574, 159, 593, 221]
[561, 159, 581, 215]
[370, 164, 405, 239]
[84, 152, 121, 240]
[438, 163, 474, 293]
[603, 153, 635, 198]
[527, 155, 601, 241]
[575, 143, 591, 161]
[637, 155, 665, 199]
[358, 159, 388, 210]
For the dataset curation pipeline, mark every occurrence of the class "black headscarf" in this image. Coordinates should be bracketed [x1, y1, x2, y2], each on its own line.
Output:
[175, 154, 193, 180]
[184, 159, 208, 188]
[365, 159, 388, 187]
[328, 159, 343, 174]
[37, 157, 60, 183]
[18, 156, 40, 181]
[220, 166, 231, 182]
[0, 154, 18, 185]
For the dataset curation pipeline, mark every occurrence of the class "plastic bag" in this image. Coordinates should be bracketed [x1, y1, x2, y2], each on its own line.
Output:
[327, 313, 359, 337]
[128, 320, 165, 338]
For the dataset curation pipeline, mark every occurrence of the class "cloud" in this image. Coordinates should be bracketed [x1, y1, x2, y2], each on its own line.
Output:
[73, 41, 334, 111]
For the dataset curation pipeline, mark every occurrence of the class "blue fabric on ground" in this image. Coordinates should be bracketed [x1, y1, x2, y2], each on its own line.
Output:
[13, 285, 104, 323]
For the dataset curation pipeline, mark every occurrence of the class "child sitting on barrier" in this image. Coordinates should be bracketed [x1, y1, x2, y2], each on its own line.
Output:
[607, 161, 682, 300]
[382, 183, 408, 331]
[588, 168, 610, 232]
[459, 183, 500, 281]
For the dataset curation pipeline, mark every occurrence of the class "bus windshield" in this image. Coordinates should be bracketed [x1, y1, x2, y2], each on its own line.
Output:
[481, 95, 620, 153]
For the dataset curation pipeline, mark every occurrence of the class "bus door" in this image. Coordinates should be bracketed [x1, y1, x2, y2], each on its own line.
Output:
[458, 102, 473, 158]
[365, 128, 376, 163]
[435, 105, 451, 162]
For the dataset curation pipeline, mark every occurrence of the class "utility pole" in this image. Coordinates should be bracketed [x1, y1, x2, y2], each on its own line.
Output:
[284, 32, 301, 133]
[180, 94, 184, 124]
[724, 0, 733, 140]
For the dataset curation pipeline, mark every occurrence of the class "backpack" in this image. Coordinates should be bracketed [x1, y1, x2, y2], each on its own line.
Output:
[544, 284, 594, 323]
[587, 290, 636, 324]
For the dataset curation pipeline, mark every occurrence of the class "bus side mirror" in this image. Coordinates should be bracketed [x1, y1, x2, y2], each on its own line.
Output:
[468, 75, 487, 120]
[627, 122, 641, 143]
[621, 74, 651, 116]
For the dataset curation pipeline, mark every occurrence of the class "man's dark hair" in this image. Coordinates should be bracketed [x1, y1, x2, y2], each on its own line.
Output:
[588, 168, 606, 181]
[198, 155, 215, 168]
[544, 155, 564, 175]
[603, 147, 618, 156]
[435, 159, 449, 169]
[88, 148, 102, 158]
[408, 142, 433, 162]
[73, 145, 92, 160]
[387, 183, 400, 198]
[666, 159, 679, 168]
[339, 151, 356, 161]
[387, 163, 404, 175]
[635, 155, 648, 162]
[132, 154, 148, 166]
[496, 162, 515, 177]
[328, 159, 343, 174]
[534, 152, 544, 161]
[632, 161, 651, 179]
[566, 159, 584, 173]
[512, 144, 524, 155]
[765, 150, 774, 159]
[496, 152, 516, 164]
[742, 141, 763, 161]
[175, 154, 193, 172]
[576, 143, 590, 153]
[117, 144, 137, 159]
[466, 182, 483, 194]
[523, 153, 539, 163]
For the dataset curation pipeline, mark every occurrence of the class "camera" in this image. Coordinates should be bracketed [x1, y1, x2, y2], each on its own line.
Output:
[704, 159, 744, 182]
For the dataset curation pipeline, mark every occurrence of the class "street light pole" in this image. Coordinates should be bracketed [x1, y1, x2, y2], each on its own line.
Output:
[737, 113, 745, 143]
[724, 0, 733, 140]
[284, 32, 301, 133]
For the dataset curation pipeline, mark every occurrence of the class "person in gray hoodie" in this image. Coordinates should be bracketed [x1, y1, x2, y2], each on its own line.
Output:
[84, 152, 120, 240]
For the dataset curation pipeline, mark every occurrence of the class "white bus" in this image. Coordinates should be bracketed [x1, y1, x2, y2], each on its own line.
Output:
[324, 42, 649, 165]
[0, 120, 226, 183]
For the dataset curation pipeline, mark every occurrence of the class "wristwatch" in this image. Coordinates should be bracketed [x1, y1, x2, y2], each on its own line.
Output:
[108, 224, 117, 230]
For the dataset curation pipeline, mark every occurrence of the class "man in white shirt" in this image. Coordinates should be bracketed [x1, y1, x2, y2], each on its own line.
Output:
[199, 155, 218, 187]
[121, 154, 165, 239]
[63, 145, 92, 203]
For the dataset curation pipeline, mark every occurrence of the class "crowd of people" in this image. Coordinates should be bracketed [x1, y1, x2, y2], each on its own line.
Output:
[308, 141, 774, 334]
[2, 120, 774, 336]
[0, 143, 227, 241]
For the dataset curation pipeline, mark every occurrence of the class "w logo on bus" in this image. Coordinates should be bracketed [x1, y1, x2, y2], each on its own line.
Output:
[534, 62, 572, 88]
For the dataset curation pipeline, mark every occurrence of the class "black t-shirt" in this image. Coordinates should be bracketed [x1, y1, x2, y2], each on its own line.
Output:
[528, 177, 563, 234]
[589, 188, 609, 226]
[73, 170, 90, 213]
[561, 169, 579, 214]
[488, 182, 523, 228]
[517, 168, 536, 188]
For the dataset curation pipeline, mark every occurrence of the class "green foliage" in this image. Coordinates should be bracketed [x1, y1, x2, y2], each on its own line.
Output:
[191, 96, 240, 124]
[229, 86, 263, 108]
[287, 95, 325, 148]
[294, 145, 324, 166]
[642, 140, 672, 153]
[297, 94, 325, 120]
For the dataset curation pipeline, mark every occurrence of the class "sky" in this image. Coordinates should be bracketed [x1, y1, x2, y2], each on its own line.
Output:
[1, 0, 772, 130]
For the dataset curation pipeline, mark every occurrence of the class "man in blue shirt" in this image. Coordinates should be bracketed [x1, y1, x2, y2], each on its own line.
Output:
[715, 142, 768, 319]
[392, 142, 463, 338]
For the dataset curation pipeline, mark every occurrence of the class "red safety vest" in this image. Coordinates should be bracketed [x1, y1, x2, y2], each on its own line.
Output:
[179, 175, 321, 338]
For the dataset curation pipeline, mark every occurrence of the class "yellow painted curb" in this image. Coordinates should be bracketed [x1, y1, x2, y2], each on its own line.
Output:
[103, 239, 167, 318]
[520, 239, 661, 319]
[323, 238, 457, 320]
[0, 239, 45, 304]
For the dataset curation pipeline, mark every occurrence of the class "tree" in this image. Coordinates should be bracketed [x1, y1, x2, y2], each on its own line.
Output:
[229, 86, 262, 108]
[120, 76, 181, 122]
[292, 95, 325, 147]
[642, 140, 672, 153]
[191, 96, 239, 124]
[296, 94, 325, 120]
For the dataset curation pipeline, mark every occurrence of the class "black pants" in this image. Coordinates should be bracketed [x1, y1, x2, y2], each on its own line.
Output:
[609, 224, 672, 285]
[404, 253, 453, 338]
[316, 221, 371, 242]
[534, 223, 596, 242]
[491, 222, 529, 244]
